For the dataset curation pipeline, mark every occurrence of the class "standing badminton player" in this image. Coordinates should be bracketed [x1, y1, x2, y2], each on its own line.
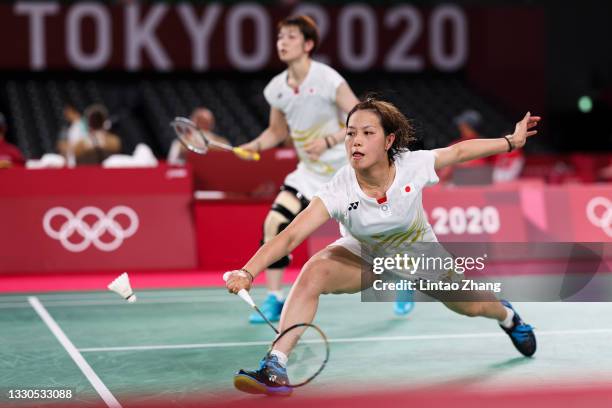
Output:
[226, 97, 540, 395]
[235, 15, 416, 324]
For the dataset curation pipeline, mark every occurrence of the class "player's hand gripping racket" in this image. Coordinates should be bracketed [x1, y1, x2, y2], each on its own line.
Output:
[223, 271, 329, 387]
[170, 117, 260, 161]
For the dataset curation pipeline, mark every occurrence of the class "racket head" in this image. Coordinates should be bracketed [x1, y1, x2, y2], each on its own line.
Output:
[170, 117, 209, 154]
[268, 323, 329, 388]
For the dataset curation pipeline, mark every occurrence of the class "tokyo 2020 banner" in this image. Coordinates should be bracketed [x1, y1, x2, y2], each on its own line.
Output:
[0, 2, 542, 73]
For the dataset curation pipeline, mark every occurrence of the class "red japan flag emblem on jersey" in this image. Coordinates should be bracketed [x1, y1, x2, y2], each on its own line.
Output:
[401, 184, 413, 196]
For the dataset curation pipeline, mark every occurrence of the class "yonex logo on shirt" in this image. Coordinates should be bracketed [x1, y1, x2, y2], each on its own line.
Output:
[348, 202, 359, 211]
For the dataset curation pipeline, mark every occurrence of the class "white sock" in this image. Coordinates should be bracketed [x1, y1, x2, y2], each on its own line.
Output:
[499, 306, 515, 329]
[268, 290, 284, 301]
[270, 350, 288, 367]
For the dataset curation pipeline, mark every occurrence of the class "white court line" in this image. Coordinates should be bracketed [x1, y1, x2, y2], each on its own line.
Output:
[0, 291, 230, 303]
[12, 290, 228, 301]
[0, 296, 358, 309]
[78, 328, 612, 353]
[28, 297, 123, 408]
[0, 297, 240, 308]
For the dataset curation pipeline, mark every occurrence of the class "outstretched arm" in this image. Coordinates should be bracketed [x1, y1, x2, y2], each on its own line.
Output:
[434, 112, 540, 171]
[226, 198, 331, 293]
[238, 107, 289, 157]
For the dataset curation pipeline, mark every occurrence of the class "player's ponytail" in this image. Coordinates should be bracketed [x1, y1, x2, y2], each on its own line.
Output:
[346, 96, 417, 162]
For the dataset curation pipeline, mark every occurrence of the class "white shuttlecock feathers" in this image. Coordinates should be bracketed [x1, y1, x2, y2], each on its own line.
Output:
[108, 272, 137, 303]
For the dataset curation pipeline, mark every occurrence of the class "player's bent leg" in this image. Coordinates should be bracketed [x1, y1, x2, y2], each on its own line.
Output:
[436, 290, 507, 320]
[234, 246, 363, 396]
[275, 246, 363, 355]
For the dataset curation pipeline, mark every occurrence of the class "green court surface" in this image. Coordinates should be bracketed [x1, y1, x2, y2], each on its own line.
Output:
[1, 287, 612, 407]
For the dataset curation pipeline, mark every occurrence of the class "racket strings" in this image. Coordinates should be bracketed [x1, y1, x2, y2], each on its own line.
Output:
[172, 119, 209, 153]
[273, 323, 329, 387]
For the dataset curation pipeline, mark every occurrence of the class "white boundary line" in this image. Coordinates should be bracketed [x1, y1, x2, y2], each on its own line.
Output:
[0, 289, 231, 302]
[0, 297, 244, 308]
[78, 328, 612, 353]
[28, 296, 123, 408]
[1, 294, 360, 309]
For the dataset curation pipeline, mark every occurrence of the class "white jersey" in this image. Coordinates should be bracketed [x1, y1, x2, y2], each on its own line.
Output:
[315, 150, 440, 259]
[264, 60, 348, 200]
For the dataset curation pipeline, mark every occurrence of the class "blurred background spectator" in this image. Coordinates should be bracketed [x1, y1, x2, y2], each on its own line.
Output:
[72, 104, 121, 165]
[438, 110, 526, 185]
[0, 112, 24, 168]
[167, 107, 229, 166]
[56, 105, 87, 167]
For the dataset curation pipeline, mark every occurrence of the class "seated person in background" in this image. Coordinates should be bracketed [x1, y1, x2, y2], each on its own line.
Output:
[56, 104, 88, 167]
[73, 104, 121, 165]
[491, 137, 526, 183]
[0, 112, 25, 168]
[167, 107, 229, 165]
[439, 110, 525, 185]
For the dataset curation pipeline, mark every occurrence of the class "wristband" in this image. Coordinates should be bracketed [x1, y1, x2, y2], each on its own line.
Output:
[239, 268, 254, 283]
[503, 136, 513, 152]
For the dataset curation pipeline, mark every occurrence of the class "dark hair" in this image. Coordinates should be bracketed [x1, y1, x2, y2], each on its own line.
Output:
[278, 15, 319, 55]
[346, 97, 417, 162]
[453, 109, 483, 134]
[85, 104, 109, 131]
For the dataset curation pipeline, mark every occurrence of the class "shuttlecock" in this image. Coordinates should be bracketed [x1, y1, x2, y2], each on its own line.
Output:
[108, 272, 137, 303]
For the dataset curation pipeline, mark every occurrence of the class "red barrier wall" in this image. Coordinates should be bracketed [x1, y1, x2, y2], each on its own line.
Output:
[0, 165, 198, 273]
[194, 197, 308, 270]
[1, 165, 609, 274]
[188, 148, 298, 193]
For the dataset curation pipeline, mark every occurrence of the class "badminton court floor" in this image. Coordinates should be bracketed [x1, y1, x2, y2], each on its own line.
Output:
[1, 287, 612, 407]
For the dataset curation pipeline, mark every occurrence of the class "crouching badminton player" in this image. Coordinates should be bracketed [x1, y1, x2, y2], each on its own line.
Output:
[225, 97, 540, 396]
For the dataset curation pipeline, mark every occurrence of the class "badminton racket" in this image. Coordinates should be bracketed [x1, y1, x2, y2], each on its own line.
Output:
[170, 117, 260, 161]
[223, 271, 329, 387]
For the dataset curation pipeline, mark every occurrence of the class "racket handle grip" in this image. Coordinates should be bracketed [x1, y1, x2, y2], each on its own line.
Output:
[223, 272, 256, 308]
[237, 289, 256, 308]
[233, 147, 260, 161]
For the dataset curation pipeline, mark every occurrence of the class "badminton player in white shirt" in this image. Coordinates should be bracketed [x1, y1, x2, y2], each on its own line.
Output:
[226, 97, 540, 395]
[237, 15, 368, 323]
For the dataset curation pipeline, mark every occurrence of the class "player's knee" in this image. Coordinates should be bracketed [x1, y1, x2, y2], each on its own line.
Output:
[298, 258, 334, 295]
[262, 211, 289, 243]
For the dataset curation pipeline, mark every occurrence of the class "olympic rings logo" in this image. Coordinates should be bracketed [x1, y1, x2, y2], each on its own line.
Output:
[43, 206, 139, 252]
[586, 197, 612, 238]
